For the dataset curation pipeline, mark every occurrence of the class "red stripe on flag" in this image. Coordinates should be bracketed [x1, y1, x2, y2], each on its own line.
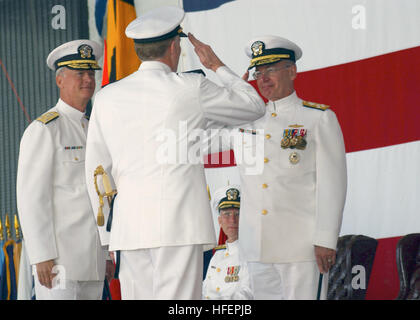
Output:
[295, 46, 420, 153]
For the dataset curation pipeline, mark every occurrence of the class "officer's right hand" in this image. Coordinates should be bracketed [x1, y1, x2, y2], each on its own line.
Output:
[36, 259, 56, 289]
[188, 33, 225, 72]
[314, 245, 336, 274]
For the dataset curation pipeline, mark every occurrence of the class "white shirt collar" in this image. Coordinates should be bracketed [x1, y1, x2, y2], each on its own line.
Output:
[56, 99, 86, 122]
[138, 61, 172, 73]
[269, 91, 300, 112]
[225, 239, 239, 252]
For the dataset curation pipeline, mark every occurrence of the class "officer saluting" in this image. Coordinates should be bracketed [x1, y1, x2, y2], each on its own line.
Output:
[85, 6, 265, 300]
[16, 40, 107, 299]
[202, 186, 253, 300]
[235, 35, 348, 300]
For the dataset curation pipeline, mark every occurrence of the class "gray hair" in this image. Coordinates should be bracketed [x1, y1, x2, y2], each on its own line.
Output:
[55, 67, 67, 78]
[134, 37, 174, 61]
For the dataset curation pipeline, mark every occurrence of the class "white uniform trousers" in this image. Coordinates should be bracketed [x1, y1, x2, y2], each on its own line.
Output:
[248, 261, 329, 300]
[34, 273, 103, 300]
[119, 245, 203, 300]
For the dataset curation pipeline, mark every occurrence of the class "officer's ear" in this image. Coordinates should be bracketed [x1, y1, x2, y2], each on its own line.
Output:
[56, 68, 66, 89]
[168, 37, 177, 53]
[56, 76, 63, 89]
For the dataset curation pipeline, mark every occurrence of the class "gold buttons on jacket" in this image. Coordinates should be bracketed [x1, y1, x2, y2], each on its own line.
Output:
[262, 209, 268, 215]
[262, 183, 268, 189]
[271, 112, 277, 117]
[264, 157, 269, 163]
[74, 157, 79, 161]
[265, 134, 271, 140]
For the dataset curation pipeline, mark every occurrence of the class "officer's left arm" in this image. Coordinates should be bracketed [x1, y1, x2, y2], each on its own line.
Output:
[313, 109, 347, 251]
[16, 122, 58, 265]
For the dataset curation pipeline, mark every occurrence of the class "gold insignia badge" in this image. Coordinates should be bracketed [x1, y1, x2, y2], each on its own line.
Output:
[226, 188, 239, 201]
[289, 152, 300, 164]
[78, 44, 93, 59]
[288, 124, 304, 128]
[251, 41, 264, 57]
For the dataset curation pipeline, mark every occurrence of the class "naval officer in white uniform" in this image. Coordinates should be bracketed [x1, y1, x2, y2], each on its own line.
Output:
[240, 36, 347, 299]
[84, 6, 265, 300]
[202, 186, 253, 300]
[212, 36, 347, 299]
[17, 40, 107, 300]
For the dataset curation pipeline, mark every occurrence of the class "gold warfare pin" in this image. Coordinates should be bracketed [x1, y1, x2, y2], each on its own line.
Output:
[289, 151, 300, 164]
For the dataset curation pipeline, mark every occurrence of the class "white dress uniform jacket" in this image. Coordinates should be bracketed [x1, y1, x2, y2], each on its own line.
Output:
[17, 99, 106, 281]
[203, 241, 253, 300]
[216, 92, 347, 263]
[85, 61, 265, 251]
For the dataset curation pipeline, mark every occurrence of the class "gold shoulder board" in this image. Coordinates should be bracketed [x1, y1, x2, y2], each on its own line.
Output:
[214, 244, 227, 251]
[302, 101, 330, 111]
[36, 111, 59, 124]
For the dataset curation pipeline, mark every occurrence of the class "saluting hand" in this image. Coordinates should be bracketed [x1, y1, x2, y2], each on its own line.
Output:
[188, 33, 225, 72]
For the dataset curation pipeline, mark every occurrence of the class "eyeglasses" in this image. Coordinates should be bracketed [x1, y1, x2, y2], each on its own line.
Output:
[252, 64, 293, 80]
[220, 211, 240, 218]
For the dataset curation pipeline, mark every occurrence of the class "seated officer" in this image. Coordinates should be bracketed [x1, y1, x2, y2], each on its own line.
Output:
[202, 187, 253, 300]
